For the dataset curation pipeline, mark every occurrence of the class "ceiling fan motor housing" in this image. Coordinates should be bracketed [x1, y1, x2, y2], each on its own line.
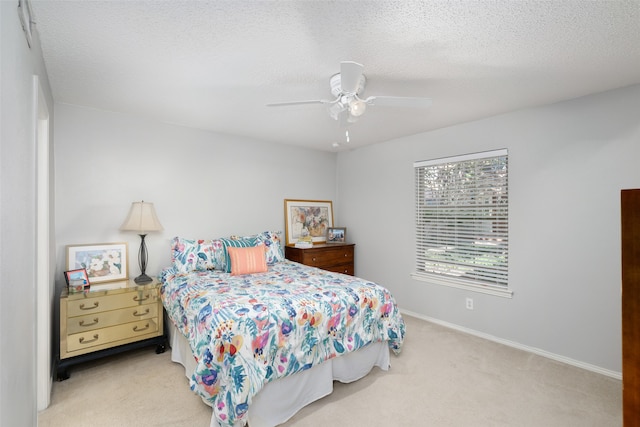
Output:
[330, 73, 366, 97]
[328, 73, 368, 119]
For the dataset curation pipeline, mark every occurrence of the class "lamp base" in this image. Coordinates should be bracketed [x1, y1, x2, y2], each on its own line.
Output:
[134, 273, 153, 284]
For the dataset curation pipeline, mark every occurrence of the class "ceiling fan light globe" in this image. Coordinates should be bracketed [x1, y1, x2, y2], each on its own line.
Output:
[349, 99, 367, 117]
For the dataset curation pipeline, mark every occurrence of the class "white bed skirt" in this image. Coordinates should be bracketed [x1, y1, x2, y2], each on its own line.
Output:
[169, 323, 390, 427]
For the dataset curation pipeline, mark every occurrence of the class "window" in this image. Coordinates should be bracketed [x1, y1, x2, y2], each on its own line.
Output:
[412, 149, 511, 297]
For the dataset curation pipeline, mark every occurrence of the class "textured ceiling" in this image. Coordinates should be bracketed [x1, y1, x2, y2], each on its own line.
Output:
[30, 1, 640, 151]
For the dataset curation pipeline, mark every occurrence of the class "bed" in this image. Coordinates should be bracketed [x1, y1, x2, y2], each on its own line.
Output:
[160, 233, 405, 427]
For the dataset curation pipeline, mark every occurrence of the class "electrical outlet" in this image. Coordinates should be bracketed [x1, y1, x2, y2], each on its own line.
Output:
[465, 298, 474, 310]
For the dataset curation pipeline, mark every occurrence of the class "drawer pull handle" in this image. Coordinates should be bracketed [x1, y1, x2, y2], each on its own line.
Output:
[133, 294, 150, 302]
[79, 334, 99, 344]
[133, 308, 150, 317]
[133, 323, 150, 332]
[79, 302, 99, 310]
[79, 318, 99, 327]
[312, 257, 317, 262]
[344, 253, 348, 257]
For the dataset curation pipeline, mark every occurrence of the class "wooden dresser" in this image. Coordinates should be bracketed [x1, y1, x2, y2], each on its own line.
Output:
[57, 278, 166, 380]
[622, 189, 640, 425]
[285, 242, 355, 275]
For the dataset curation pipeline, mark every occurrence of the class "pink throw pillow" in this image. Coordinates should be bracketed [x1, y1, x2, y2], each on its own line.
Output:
[227, 246, 268, 276]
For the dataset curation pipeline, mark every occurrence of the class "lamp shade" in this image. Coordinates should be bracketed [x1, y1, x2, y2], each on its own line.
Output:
[120, 201, 163, 234]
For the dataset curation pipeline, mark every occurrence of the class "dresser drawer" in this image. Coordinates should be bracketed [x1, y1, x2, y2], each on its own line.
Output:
[66, 288, 159, 317]
[66, 319, 159, 353]
[67, 302, 158, 334]
[322, 263, 354, 276]
[300, 246, 354, 268]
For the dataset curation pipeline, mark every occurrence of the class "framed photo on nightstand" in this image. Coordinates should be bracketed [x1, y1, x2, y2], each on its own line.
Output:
[64, 268, 90, 293]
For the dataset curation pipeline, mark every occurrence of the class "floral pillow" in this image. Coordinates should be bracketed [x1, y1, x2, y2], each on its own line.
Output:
[253, 231, 285, 265]
[171, 237, 225, 273]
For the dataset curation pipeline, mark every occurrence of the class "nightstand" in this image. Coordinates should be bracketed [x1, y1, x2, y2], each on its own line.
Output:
[57, 278, 166, 380]
[285, 242, 355, 275]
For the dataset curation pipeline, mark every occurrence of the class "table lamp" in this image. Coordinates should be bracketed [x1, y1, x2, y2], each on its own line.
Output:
[120, 200, 163, 283]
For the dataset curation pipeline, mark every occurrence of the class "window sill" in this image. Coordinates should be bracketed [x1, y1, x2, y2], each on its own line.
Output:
[411, 273, 513, 298]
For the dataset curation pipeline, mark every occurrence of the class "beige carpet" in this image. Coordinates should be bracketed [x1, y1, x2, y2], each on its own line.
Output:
[38, 315, 621, 426]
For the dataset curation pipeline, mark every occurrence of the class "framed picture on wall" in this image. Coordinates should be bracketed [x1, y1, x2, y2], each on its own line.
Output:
[326, 227, 347, 243]
[66, 242, 128, 284]
[284, 199, 334, 245]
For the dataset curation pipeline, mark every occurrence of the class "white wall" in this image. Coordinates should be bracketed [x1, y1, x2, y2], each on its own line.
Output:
[53, 104, 337, 293]
[336, 84, 640, 374]
[1, 2, 55, 425]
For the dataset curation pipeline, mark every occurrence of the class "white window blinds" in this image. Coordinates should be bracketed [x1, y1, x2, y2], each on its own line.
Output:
[413, 149, 511, 297]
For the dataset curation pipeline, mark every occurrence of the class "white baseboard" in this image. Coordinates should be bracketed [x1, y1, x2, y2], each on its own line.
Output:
[400, 309, 622, 380]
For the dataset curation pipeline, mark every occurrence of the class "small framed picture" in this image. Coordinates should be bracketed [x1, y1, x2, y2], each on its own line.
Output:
[327, 227, 347, 243]
[64, 268, 90, 293]
[66, 242, 128, 284]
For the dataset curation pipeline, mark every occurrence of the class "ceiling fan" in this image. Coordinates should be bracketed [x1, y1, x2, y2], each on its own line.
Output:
[266, 61, 433, 124]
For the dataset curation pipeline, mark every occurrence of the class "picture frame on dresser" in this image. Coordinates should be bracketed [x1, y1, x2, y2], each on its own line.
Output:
[327, 227, 346, 243]
[66, 242, 128, 284]
[63, 268, 90, 293]
[284, 199, 334, 245]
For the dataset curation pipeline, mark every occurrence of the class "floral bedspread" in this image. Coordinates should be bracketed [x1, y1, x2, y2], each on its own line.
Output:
[160, 260, 405, 427]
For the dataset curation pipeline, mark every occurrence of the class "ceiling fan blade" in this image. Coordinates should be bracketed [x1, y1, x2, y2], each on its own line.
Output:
[266, 99, 335, 107]
[364, 96, 433, 108]
[340, 61, 364, 94]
